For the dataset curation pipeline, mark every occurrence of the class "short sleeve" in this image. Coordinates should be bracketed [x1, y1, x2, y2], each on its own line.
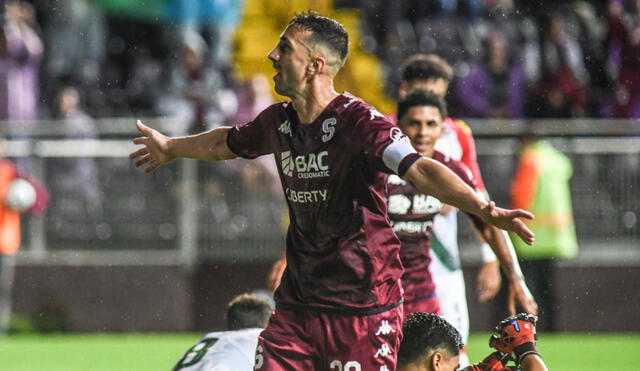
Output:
[354, 109, 418, 176]
[226, 105, 278, 159]
[455, 120, 486, 191]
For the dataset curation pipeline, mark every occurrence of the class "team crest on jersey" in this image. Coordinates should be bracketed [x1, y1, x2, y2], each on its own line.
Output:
[389, 127, 409, 143]
[278, 120, 292, 136]
[280, 150, 330, 178]
[321, 117, 336, 142]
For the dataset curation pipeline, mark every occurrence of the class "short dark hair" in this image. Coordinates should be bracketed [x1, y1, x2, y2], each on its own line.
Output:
[288, 11, 349, 66]
[397, 89, 448, 121]
[226, 294, 273, 330]
[397, 312, 464, 367]
[401, 54, 454, 84]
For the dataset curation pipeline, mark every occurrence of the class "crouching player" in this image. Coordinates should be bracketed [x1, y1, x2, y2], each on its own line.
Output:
[173, 293, 273, 370]
[389, 89, 537, 317]
[397, 312, 548, 371]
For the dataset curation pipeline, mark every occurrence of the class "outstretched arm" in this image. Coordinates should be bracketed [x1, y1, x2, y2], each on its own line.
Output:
[477, 225, 538, 315]
[403, 157, 535, 245]
[129, 120, 237, 173]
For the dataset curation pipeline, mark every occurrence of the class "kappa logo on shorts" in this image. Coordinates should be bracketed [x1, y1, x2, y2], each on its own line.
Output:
[374, 343, 393, 358]
[375, 321, 396, 336]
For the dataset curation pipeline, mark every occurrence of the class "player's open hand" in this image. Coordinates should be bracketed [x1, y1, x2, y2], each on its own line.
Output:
[507, 279, 538, 316]
[481, 201, 535, 245]
[130, 120, 174, 173]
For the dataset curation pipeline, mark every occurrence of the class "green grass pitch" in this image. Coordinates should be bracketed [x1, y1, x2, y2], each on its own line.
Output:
[1, 333, 638, 370]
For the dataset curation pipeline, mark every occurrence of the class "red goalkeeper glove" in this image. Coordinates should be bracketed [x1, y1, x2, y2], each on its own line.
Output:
[489, 313, 539, 365]
[465, 352, 514, 371]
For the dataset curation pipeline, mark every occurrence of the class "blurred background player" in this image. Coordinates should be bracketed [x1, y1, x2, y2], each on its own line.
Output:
[131, 12, 535, 370]
[391, 89, 536, 319]
[397, 312, 548, 371]
[509, 130, 578, 332]
[173, 293, 273, 371]
[398, 54, 535, 365]
[0, 136, 48, 334]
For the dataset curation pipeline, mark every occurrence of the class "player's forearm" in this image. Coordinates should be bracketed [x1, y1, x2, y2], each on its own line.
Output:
[405, 157, 488, 216]
[481, 226, 522, 282]
[168, 126, 236, 161]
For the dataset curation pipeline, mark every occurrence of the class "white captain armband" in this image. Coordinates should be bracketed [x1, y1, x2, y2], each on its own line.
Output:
[382, 139, 420, 176]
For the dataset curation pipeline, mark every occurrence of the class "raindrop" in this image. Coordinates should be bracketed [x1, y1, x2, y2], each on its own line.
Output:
[622, 211, 637, 229]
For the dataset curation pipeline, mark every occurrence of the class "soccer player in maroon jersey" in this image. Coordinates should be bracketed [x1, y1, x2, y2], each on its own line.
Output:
[390, 89, 537, 319]
[130, 12, 534, 371]
[398, 55, 536, 367]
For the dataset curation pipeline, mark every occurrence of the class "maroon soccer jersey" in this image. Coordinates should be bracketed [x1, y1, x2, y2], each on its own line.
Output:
[227, 93, 420, 311]
[387, 151, 487, 305]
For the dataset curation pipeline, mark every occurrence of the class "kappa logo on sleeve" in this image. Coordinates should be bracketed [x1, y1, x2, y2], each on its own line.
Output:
[278, 120, 292, 136]
[369, 108, 385, 120]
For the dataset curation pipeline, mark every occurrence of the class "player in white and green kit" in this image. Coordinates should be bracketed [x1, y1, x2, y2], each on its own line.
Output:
[173, 293, 273, 371]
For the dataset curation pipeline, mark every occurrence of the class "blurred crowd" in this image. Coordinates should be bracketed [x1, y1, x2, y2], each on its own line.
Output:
[0, 0, 265, 135]
[1, 0, 639, 132]
[363, 0, 640, 119]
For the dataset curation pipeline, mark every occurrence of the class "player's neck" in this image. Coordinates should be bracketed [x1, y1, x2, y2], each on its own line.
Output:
[290, 81, 339, 124]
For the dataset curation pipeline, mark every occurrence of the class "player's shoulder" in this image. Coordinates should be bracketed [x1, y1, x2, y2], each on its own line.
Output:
[339, 92, 391, 126]
[445, 117, 473, 135]
[246, 100, 289, 126]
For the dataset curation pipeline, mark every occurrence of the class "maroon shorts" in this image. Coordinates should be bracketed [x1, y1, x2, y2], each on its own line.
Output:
[403, 293, 441, 316]
[254, 303, 404, 370]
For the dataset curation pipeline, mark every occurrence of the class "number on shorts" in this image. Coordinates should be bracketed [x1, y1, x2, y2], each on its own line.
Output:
[174, 338, 218, 369]
[330, 360, 362, 371]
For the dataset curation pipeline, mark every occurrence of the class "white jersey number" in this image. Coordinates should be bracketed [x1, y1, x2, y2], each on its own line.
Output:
[254, 345, 264, 369]
[330, 360, 362, 371]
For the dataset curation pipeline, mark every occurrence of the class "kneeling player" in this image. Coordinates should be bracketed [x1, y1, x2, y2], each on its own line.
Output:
[173, 293, 273, 370]
[390, 89, 537, 316]
[397, 312, 548, 371]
